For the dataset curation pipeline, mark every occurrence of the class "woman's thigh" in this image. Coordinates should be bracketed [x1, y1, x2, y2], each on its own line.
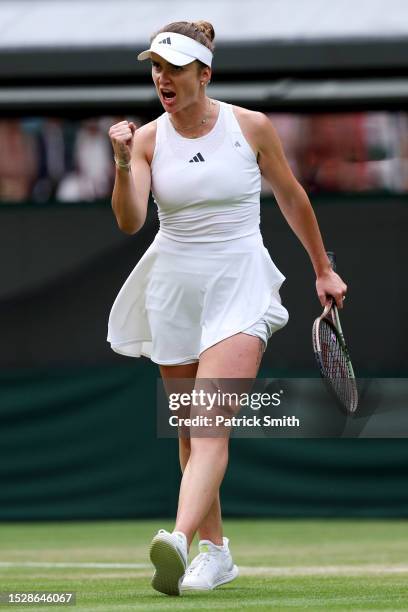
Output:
[197, 332, 264, 379]
[159, 362, 199, 380]
[158, 336, 263, 435]
[159, 362, 199, 405]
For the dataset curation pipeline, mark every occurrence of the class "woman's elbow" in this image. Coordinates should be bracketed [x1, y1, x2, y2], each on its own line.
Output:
[117, 219, 143, 235]
[276, 180, 308, 209]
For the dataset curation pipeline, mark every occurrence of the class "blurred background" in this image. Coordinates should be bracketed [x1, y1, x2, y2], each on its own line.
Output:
[1, 0, 407, 521]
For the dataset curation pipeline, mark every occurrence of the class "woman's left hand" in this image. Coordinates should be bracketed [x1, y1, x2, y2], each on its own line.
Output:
[316, 269, 347, 309]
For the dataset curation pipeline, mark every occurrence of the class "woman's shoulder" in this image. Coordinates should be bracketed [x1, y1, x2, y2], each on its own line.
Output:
[226, 104, 270, 157]
[133, 119, 158, 165]
[230, 104, 270, 133]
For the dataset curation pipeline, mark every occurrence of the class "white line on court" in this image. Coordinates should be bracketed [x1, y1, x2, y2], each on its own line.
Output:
[1, 561, 408, 575]
[240, 565, 408, 576]
[0, 562, 150, 569]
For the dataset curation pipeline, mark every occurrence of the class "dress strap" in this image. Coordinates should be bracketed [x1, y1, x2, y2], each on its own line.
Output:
[151, 112, 167, 167]
[155, 112, 168, 146]
[219, 101, 257, 162]
[221, 101, 244, 135]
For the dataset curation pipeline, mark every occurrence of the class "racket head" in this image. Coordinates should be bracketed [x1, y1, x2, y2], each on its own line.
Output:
[312, 306, 358, 414]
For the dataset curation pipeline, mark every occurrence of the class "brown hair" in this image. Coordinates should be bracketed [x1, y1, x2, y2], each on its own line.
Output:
[151, 21, 215, 67]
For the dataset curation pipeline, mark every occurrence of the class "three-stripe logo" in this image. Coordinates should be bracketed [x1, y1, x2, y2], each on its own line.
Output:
[189, 152, 205, 163]
[159, 37, 171, 45]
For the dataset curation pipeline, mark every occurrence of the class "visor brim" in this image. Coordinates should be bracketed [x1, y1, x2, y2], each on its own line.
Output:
[137, 48, 196, 66]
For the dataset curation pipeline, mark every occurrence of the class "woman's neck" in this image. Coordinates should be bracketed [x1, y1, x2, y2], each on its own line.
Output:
[169, 98, 218, 138]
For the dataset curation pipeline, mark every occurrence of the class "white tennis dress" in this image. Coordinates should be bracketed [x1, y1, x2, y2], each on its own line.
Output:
[107, 101, 289, 364]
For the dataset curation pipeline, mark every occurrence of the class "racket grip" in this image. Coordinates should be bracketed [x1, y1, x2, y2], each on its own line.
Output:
[326, 251, 336, 272]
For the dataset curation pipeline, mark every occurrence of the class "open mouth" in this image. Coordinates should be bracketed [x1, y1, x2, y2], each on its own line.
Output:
[160, 89, 176, 102]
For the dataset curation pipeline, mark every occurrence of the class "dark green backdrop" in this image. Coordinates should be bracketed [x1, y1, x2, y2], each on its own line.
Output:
[1, 196, 407, 519]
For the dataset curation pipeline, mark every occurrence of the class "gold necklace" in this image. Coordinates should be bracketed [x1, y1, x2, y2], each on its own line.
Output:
[170, 99, 216, 133]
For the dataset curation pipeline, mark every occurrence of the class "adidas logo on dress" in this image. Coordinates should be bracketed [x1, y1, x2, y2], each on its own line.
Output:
[159, 37, 171, 45]
[189, 152, 205, 163]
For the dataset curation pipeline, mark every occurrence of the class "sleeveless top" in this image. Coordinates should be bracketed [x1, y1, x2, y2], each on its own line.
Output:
[151, 101, 262, 242]
[107, 101, 288, 362]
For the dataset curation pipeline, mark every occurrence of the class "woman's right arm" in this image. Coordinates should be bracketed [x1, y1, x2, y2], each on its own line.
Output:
[109, 121, 154, 234]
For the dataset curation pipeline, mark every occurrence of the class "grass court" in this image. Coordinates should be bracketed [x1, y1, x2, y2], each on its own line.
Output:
[1, 519, 408, 611]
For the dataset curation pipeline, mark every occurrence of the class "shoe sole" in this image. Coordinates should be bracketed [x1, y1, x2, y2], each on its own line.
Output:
[150, 537, 186, 596]
[181, 564, 239, 591]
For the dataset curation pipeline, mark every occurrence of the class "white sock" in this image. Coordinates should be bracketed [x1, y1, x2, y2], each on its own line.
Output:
[172, 530, 188, 551]
[202, 537, 228, 552]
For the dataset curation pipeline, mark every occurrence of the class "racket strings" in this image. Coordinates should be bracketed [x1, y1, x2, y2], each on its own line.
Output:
[319, 319, 356, 411]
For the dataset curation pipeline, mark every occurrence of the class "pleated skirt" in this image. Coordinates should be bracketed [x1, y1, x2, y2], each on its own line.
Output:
[107, 230, 289, 365]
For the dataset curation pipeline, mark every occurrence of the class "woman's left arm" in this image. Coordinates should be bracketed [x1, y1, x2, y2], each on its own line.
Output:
[253, 113, 348, 309]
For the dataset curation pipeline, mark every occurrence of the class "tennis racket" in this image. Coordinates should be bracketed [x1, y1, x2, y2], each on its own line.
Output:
[312, 251, 358, 414]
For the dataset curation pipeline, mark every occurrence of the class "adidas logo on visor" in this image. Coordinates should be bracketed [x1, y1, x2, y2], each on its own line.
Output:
[189, 152, 205, 163]
[159, 37, 171, 45]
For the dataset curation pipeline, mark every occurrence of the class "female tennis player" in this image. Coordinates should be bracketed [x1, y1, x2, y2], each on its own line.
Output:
[107, 20, 347, 596]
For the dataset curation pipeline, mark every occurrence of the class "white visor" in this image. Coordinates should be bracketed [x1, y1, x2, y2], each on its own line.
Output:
[137, 32, 213, 67]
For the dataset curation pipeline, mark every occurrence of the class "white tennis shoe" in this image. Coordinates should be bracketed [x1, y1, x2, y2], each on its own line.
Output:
[181, 537, 239, 591]
[149, 529, 188, 596]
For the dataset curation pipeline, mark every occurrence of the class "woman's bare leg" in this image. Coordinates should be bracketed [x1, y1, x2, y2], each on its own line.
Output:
[178, 436, 223, 545]
[159, 362, 223, 545]
[173, 333, 264, 546]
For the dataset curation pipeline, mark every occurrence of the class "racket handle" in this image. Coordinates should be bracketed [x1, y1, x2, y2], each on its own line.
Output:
[326, 251, 336, 272]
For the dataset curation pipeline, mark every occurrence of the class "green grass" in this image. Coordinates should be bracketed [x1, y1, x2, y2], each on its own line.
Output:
[1, 520, 408, 611]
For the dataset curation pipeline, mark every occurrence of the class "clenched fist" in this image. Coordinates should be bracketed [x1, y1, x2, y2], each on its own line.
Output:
[109, 120, 137, 166]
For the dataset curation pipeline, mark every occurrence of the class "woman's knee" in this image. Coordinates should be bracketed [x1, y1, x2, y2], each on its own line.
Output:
[178, 436, 191, 471]
[190, 436, 229, 458]
[179, 436, 191, 454]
